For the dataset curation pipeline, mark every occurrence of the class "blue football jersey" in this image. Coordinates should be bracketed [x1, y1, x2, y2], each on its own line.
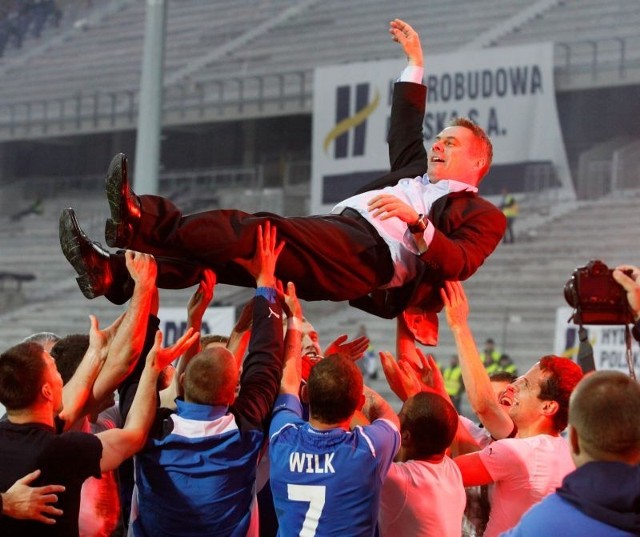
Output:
[269, 394, 400, 536]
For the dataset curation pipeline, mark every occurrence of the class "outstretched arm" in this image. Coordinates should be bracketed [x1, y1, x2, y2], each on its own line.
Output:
[280, 281, 303, 396]
[355, 19, 426, 194]
[232, 222, 286, 427]
[442, 281, 514, 439]
[227, 298, 254, 370]
[87, 251, 158, 414]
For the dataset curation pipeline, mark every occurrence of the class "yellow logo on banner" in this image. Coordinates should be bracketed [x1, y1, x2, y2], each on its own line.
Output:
[323, 90, 380, 154]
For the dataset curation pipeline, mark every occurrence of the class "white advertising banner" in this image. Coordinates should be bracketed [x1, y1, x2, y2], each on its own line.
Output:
[158, 306, 235, 346]
[311, 42, 574, 214]
[554, 306, 639, 376]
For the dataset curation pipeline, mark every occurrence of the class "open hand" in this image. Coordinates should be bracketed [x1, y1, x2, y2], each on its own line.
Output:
[325, 334, 369, 361]
[2, 469, 65, 524]
[233, 221, 285, 288]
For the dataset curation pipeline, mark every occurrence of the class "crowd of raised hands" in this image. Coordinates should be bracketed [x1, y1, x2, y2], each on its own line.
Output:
[5, 225, 640, 534]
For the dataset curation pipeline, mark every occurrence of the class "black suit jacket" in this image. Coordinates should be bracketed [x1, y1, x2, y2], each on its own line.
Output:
[349, 82, 506, 318]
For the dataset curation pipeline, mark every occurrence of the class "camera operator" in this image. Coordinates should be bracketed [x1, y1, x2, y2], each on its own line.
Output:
[613, 264, 640, 342]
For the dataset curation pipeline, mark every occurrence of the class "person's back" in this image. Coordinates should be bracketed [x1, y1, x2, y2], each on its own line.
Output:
[269, 355, 400, 536]
[128, 230, 285, 537]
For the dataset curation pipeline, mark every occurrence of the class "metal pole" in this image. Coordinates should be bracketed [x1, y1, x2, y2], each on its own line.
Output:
[134, 0, 167, 195]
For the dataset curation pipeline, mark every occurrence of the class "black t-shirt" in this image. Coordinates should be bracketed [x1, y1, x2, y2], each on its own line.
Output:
[0, 420, 102, 537]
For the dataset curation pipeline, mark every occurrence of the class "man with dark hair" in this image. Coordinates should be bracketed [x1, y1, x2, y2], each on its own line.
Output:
[305, 353, 365, 424]
[441, 280, 584, 537]
[378, 391, 465, 536]
[504, 370, 640, 536]
[0, 309, 195, 536]
[269, 308, 400, 536]
[50, 334, 90, 384]
[59, 19, 504, 323]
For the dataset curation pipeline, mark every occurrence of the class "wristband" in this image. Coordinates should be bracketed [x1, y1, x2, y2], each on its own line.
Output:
[287, 317, 302, 331]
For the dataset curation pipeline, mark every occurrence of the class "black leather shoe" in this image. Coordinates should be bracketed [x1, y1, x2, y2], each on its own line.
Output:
[104, 153, 141, 248]
[59, 208, 113, 299]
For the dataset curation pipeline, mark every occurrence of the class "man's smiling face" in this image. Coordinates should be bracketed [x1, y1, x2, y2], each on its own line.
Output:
[499, 362, 549, 427]
[427, 125, 485, 186]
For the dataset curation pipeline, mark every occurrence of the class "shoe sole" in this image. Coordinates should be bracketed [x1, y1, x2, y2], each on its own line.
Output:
[105, 153, 127, 248]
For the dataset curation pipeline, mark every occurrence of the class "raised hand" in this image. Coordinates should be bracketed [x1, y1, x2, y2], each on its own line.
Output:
[233, 221, 285, 288]
[279, 280, 303, 320]
[441, 280, 470, 328]
[124, 250, 157, 290]
[410, 349, 447, 397]
[87, 312, 125, 358]
[379, 350, 422, 402]
[187, 269, 217, 325]
[388, 18, 423, 67]
[146, 328, 200, 373]
[324, 334, 369, 362]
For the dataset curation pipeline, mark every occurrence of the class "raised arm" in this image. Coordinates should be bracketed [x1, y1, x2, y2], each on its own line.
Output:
[97, 327, 198, 473]
[231, 222, 286, 427]
[389, 18, 423, 67]
[91, 250, 158, 403]
[59, 314, 109, 428]
[442, 281, 514, 439]
[355, 19, 426, 194]
[280, 281, 303, 396]
[227, 297, 254, 369]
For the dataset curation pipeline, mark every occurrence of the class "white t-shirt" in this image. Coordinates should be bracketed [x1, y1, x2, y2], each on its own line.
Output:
[379, 457, 466, 537]
[458, 415, 492, 449]
[479, 434, 575, 537]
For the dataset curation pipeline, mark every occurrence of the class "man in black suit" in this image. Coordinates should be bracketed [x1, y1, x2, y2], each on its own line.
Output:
[60, 20, 505, 319]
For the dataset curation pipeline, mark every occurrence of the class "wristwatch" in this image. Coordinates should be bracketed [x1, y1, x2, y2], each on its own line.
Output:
[408, 214, 428, 234]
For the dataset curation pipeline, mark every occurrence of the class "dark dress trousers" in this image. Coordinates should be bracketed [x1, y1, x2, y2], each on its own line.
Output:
[107, 82, 505, 318]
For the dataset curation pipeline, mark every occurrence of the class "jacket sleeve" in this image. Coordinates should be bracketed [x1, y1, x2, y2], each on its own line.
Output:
[355, 82, 428, 194]
[232, 291, 284, 431]
[421, 198, 506, 281]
